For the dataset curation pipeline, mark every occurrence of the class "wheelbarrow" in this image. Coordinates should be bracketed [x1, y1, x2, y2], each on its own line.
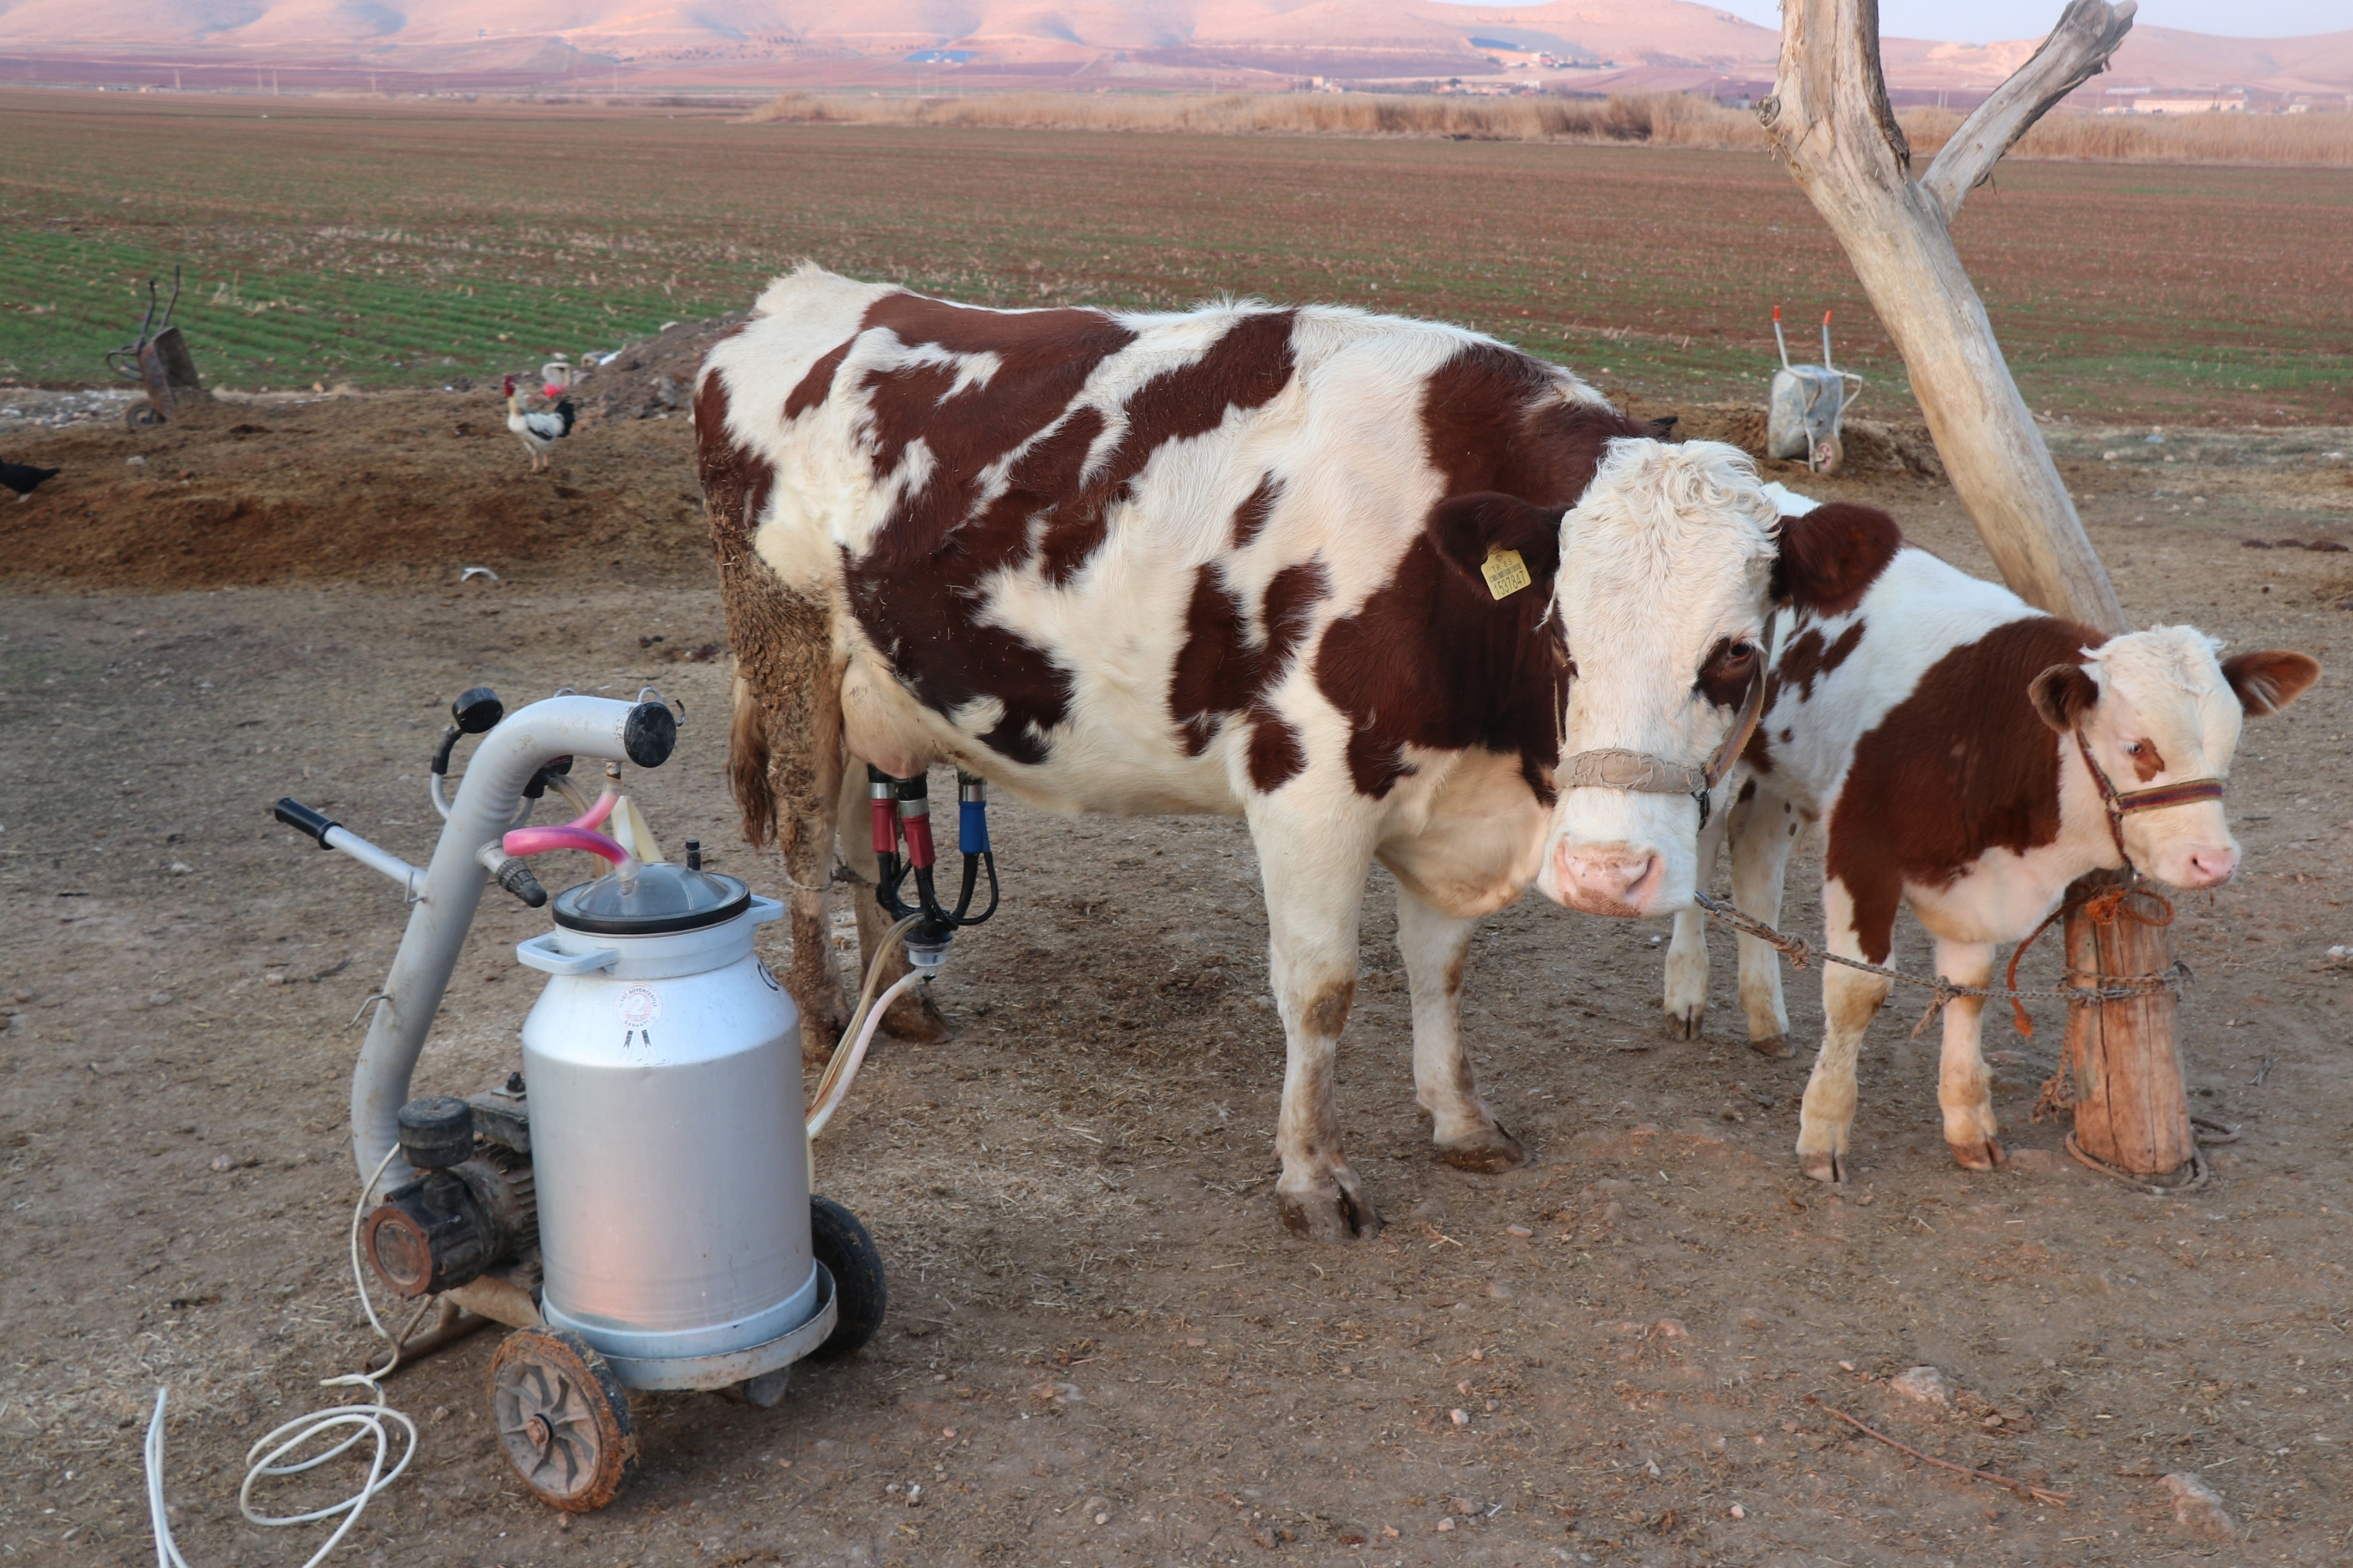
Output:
[107, 267, 208, 428]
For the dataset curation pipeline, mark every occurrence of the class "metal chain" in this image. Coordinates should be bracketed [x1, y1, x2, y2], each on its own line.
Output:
[1688, 890, 2188, 1040]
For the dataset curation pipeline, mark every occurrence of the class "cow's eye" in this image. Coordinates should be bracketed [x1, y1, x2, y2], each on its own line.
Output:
[2123, 740, 2145, 756]
[1727, 641, 1758, 661]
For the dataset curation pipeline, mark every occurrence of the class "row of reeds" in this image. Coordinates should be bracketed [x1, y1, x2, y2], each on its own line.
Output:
[745, 89, 2353, 164]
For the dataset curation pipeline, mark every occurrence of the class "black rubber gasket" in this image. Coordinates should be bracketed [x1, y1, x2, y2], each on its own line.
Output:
[551, 874, 751, 936]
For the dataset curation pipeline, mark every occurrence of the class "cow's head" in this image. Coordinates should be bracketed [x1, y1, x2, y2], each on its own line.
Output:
[2029, 629, 2318, 890]
[1533, 443, 1896, 916]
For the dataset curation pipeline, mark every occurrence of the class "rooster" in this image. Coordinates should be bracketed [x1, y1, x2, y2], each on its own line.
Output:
[2, 460, 60, 503]
[504, 374, 576, 472]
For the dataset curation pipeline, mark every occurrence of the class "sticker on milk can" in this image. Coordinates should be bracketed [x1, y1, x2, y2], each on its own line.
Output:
[619, 985, 660, 1048]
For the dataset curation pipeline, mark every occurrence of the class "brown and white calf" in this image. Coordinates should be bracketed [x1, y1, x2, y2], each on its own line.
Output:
[696, 264, 1892, 1239]
[1660, 499, 2318, 1182]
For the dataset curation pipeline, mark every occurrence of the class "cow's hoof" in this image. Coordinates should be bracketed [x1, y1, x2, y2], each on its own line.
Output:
[1798, 1150, 1844, 1184]
[1948, 1137, 2003, 1172]
[1663, 1008, 1703, 1042]
[1436, 1121, 1527, 1174]
[1277, 1183, 1383, 1243]
[880, 987, 952, 1044]
[1749, 1034, 1793, 1060]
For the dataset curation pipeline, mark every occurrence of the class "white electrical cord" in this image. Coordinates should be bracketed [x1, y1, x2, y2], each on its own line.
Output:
[144, 1148, 421, 1568]
[805, 968, 923, 1142]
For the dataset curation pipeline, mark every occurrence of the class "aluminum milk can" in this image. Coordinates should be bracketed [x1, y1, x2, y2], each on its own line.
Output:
[514, 862, 817, 1371]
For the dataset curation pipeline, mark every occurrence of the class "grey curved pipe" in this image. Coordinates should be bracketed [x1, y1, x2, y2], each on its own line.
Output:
[350, 694, 672, 1191]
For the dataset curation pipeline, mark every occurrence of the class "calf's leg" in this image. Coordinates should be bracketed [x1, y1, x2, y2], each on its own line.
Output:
[1397, 885, 1524, 1172]
[1732, 787, 1798, 1055]
[1251, 803, 1380, 1241]
[1793, 879, 1891, 1183]
[1931, 937, 2002, 1171]
[832, 761, 950, 1044]
[1660, 799, 1728, 1039]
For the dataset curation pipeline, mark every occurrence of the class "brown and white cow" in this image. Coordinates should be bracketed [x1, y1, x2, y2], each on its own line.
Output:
[1660, 498, 2319, 1182]
[696, 264, 1891, 1239]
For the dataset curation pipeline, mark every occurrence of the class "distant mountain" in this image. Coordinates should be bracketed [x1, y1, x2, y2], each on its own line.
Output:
[0, 0, 2344, 100]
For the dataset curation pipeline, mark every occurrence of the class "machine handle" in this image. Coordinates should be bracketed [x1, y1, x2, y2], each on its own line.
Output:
[514, 932, 619, 975]
[274, 797, 339, 847]
[749, 896, 785, 927]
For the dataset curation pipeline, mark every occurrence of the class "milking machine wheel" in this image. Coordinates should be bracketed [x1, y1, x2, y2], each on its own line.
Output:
[808, 1194, 887, 1360]
[487, 1327, 638, 1512]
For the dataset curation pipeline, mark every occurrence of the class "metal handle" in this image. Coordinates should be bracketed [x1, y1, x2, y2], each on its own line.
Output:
[514, 932, 619, 975]
[749, 895, 785, 927]
[273, 797, 339, 846]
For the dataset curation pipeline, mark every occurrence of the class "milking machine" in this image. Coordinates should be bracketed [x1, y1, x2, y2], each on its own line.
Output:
[227, 685, 1000, 1522]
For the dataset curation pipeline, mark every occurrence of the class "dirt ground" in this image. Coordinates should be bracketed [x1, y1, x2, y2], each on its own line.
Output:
[3, 389, 2352, 1568]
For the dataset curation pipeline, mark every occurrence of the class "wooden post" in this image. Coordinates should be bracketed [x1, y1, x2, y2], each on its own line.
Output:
[2062, 874, 2197, 1177]
[1761, 0, 2199, 1181]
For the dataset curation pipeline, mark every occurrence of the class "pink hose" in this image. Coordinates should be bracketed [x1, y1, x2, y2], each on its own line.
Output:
[503, 825, 629, 866]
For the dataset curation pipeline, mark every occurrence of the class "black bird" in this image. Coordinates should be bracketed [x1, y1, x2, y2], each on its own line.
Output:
[1, 461, 60, 503]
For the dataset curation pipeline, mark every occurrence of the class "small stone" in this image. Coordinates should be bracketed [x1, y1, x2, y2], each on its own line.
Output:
[125, 455, 145, 467]
[1094, 1513, 1109, 1525]
[1505, 1224, 1532, 1237]
[1890, 1366, 1952, 1408]
[1449, 1408, 1469, 1426]
[1652, 1318, 1690, 1339]
[208, 1154, 234, 1172]
[2161, 1473, 2236, 1539]
[1435, 1517, 1455, 1532]
[169, 863, 193, 876]
[1729, 1504, 1746, 1519]
[263, 972, 289, 986]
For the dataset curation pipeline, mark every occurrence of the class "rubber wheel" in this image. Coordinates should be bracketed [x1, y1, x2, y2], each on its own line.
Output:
[124, 404, 164, 429]
[808, 1193, 887, 1360]
[487, 1327, 638, 1512]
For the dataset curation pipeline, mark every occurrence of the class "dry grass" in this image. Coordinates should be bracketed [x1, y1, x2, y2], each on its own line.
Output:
[1905, 105, 2353, 165]
[747, 89, 1771, 149]
[749, 89, 2353, 165]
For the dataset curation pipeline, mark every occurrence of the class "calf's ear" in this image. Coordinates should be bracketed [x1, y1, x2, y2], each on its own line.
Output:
[1771, 502, 1901, 616]
[2221, 650, 2320, 715]
[1430, 492, 1564, 593]
[2028, 661, 2099, 734]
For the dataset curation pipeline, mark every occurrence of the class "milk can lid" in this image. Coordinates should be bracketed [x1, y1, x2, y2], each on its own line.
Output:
[551, 863, 751, 936]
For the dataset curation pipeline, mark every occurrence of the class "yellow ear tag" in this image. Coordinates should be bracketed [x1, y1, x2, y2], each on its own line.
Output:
[1481, 545, 1532, 600]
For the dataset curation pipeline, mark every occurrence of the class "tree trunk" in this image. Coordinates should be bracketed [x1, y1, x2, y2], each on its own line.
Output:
[1762, 0, 2197, 1180]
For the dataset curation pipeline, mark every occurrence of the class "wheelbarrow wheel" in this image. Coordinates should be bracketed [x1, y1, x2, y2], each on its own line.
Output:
[487, 1327, 637, 1512]
[809, 1194, 887, 1360]
[125, 403, 164, 430]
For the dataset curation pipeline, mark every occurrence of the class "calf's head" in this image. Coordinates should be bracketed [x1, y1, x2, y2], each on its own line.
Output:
[1535, 446, 1896, 916]
[2029, 629, 2318, 890]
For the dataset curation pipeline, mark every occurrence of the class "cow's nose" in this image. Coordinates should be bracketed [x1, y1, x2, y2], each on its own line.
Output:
[1559, 845, 1662, 913]
[2184, 846, 2239, 887]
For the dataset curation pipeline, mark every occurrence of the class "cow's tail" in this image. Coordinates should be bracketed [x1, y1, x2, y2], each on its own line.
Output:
[729, 670, 777, 850]
[719, 554, 849, 1060]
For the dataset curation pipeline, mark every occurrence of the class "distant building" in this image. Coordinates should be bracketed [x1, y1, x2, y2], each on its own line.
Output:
[2100, 86, 2248, 115]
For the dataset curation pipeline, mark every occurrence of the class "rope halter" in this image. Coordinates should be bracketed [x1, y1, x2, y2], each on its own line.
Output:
[1558, 641, 1770, 831]
[2070, 725, 2226, 872]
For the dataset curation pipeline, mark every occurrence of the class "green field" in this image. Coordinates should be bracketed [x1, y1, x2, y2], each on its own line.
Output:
[3, 90, 2349, 423]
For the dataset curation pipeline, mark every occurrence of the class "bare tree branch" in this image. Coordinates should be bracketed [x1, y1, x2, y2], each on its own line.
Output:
[1921, 0, 2137, 223]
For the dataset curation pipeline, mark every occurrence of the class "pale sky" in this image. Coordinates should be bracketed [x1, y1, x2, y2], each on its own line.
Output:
[1438, 0, 2348, 43]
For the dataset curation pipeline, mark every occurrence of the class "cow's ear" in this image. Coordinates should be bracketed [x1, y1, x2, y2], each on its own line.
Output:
[2221, 649, 2320, 716]
[2028, 661, 2100, 734]
[1772, 503, 1901, 616]
[1430, 492, 1563, 597]
[1647, 415, 1679, 440]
